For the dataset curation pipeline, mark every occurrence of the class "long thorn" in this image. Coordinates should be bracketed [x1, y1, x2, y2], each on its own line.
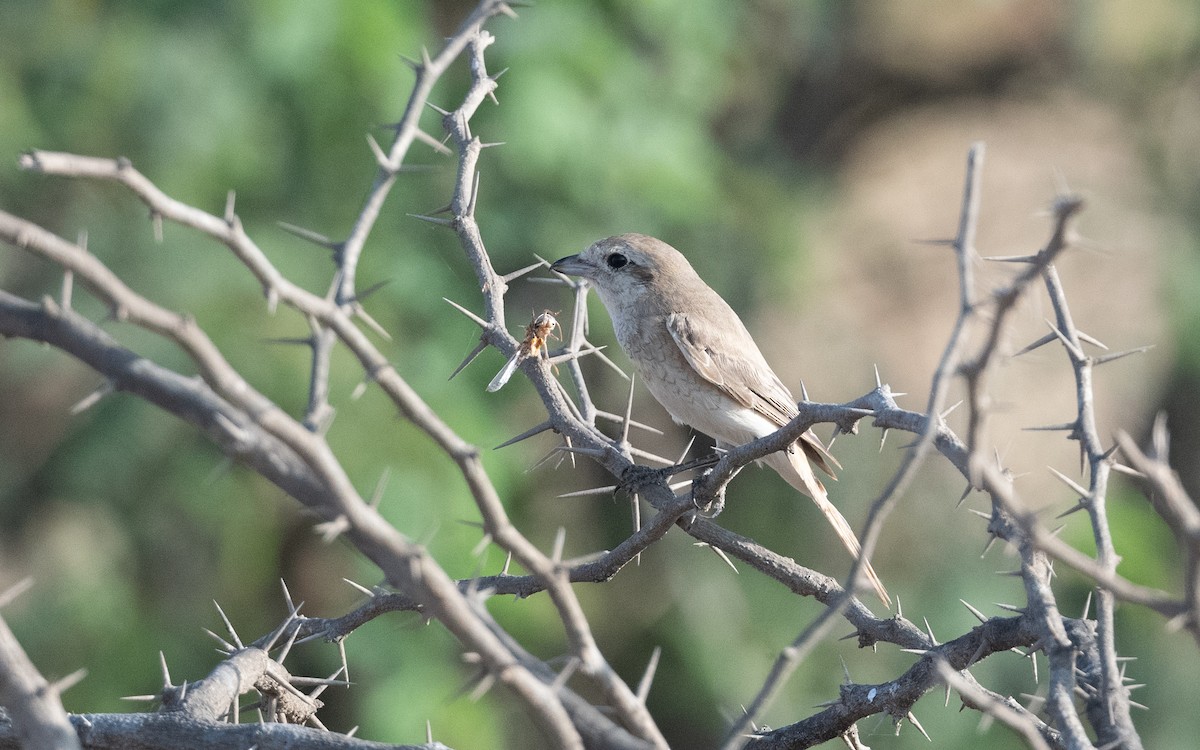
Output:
[449, 339, 490, 380]
[960, 599, 988, 623]
[1013, 332, 1057, 357]
[595, 410, 663, 436]
[495, 420, 554, 449]
[1024, 421, 1078, 433]
[636, 647, 661, 704]
[1047, 465, 1089, 496]
[0, 578, 34, 609]
[213, 601, 243, 648]
[907, 711, 932, 742]
[1076, 330, 1109, 350]
[557, 485, 618, 498]
[502, 260, 545, 283]
[343, 577, 375, 597]
[409, 212, 454, 227]
[51, 668, 88, 695]
[620, 374, 636, 447]
[1056, 501, 1089, 518]
[276, 220, 338, 249]
[443, 297, 488, 328]
[1093, 345, 1154, 367]
[985, 253, 1041, 263]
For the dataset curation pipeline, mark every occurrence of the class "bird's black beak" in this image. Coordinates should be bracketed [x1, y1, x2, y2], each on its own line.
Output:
[550, 254, 593, 278]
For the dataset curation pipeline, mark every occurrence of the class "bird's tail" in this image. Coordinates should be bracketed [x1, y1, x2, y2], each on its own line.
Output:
[764, 445, 891, 609]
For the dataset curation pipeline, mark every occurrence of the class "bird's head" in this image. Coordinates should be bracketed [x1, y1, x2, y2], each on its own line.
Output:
[550, 233, 699, 312]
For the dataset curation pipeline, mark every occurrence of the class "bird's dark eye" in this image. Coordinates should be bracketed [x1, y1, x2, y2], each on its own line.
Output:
[606, 253, 628, 269]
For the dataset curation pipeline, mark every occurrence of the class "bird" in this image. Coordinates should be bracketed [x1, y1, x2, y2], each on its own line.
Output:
[551, 233, 890, 607]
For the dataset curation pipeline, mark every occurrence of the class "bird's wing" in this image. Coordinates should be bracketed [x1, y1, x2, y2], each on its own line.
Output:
[666, 311, 796, 424]
[666, 311, 839, 477]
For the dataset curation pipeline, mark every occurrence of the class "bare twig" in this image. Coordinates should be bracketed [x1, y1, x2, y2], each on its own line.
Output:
[936, 660, 1053, 750]
[0, 602, 81, 750]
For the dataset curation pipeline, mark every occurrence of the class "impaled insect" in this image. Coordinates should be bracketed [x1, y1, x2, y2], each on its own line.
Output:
[486, 310, 560, 392]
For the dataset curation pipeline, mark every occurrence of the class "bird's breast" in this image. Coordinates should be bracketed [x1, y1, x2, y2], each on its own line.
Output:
[613, 315, 774, 446]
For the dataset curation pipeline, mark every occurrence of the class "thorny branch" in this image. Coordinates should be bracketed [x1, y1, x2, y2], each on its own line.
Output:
[723, 143, 990, 749]
[0, 2, 1191, 749]
[0, 582, 80, 750]
[4, 2, 613, 749]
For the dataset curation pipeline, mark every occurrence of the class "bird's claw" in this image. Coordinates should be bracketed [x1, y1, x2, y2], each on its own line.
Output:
[691, 468, 726, 518]
[617, 463, 668, 495]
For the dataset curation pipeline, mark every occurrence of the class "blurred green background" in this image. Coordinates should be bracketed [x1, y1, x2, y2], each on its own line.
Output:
[2, 1, 1199, 747]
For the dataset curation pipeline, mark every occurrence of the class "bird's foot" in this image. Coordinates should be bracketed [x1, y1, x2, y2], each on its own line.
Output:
[618, 463, 669, 495]
[690, 468, 726, 518]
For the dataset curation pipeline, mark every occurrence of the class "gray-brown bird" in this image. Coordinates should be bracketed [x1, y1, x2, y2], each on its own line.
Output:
[551, 233, 889, 607]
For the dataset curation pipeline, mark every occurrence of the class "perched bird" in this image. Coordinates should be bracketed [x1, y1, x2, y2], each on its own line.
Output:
[551, 233, 889, 607]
